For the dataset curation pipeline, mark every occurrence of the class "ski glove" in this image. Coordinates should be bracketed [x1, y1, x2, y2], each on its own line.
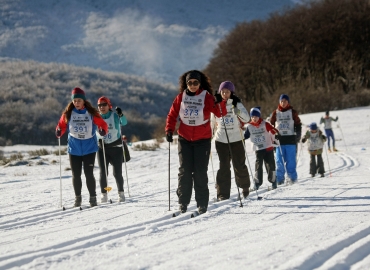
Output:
[116, 106, 123, 117]
[322, 135, 327, 142]
[336, 116, 339, 121]
[98, 129, 106, 136]
[214, 94, 223, 104]
[301, 138, 306, 143]
[166, 132, 173, 143]
[56, 128, 61, 138]
[230, 94, 241, 107]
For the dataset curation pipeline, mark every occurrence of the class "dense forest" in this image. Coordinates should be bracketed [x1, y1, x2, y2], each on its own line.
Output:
[0, 59, 175, 146]
[205, 0, 370, 117]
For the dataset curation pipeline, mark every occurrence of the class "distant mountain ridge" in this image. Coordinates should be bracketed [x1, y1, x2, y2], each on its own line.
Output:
[0, 0, 295, 84]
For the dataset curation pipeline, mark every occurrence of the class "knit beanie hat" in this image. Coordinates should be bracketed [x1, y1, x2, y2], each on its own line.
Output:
[71, 87, 86, 100]
[250, 106, 261, 118]
[279, 94, 290, 103]
[325, 111, 329, 116]
[310, 122, 318, 130]
[185, 71, 201, 82]
[98, 96, 112, 109]
[218, 81, 235, 93]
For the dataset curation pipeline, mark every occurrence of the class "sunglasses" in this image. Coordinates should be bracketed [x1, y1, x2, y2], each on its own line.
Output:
[98, 103, 108, 107]
[187, 81, 200, 86]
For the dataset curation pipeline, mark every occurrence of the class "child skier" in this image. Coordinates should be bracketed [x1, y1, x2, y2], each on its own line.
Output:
[301, 122, 327, 177]
[244, 107, 279, 190]
[320, 111, 339, 152]
[269, 94, 302, 184]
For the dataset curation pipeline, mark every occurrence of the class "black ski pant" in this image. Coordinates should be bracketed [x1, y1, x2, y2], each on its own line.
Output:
[69, 152, 97, 197]
[97, 146, 124, 193]
[310, 154, 325, 175]
[254, 149, 276, 186]
[215, 140, 250, 199]
[177, 136, 211, 208]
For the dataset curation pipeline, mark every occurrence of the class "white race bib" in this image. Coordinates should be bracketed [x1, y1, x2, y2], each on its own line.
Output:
[247, 120, 273, 151]
[276, 109, 294, 136]
[307, 131, 324, 150]
[69, 110, 93, 140]
[96, 113, 118, 144]
[323, 118, 332, 129]
[179, 90, 208, 126]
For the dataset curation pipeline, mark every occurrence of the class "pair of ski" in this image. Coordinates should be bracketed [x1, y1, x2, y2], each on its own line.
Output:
[62, 199, 118, 211]
[172, 210, 204, 218]
[62, 205, 101, 211]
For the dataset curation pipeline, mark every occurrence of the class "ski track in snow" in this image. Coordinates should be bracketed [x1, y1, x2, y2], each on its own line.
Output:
[0, 152, 363, 269]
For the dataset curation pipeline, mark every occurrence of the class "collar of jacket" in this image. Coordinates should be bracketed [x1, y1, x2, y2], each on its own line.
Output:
[250, 118, 263, 127]
[277, 104, 292, 112]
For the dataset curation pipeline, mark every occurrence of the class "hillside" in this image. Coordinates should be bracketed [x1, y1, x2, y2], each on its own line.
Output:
[0, 59, 176, 145]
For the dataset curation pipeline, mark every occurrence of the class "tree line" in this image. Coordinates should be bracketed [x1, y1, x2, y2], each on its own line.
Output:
[204, 0, 370, 117]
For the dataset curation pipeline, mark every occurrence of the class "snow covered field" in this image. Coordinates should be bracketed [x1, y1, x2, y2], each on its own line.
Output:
[1, 106, 370, 270]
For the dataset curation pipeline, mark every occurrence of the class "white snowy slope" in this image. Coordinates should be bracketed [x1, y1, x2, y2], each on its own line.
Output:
[1, 106, 370, 270]
[0, 0, 295, 83]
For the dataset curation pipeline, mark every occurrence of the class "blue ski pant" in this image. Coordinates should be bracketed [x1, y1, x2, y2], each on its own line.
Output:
[275, 144, 297, 182]
[324, 129, 335, 149]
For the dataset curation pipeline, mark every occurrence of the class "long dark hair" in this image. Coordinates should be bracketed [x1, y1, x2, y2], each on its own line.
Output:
[178, 70, 213, 95]
[62, 100, 101, 123]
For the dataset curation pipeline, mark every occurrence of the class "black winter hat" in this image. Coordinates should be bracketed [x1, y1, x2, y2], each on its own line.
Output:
[186, 71, 201, 83]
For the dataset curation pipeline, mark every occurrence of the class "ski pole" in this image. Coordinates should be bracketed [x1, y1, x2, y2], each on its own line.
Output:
[168, 141, 171, 211]
[209, 151, 216, 188]
[337, 119, 348, 151]
[296, 141, 303, 164]
[218, 103, 243, 207]
[101, 140, 113, 203]
[238, 128, 262, 200]
[120, 134, 130, 197]
[59, 138, 62, 207]
[324, 144, 332, 177]
[209, 117, 217, 188]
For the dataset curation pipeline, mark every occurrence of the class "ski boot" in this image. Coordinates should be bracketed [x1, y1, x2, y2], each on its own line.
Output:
[198, 206, 207, 214]
[179, 204, 187, 213]
[101, 193, 108, 203]
[320, 173, 325, 177]
[254, 183, 261, 191]
[118, 191, 125, 202]
[333, 148, 338, 152]
[217, 196, 227, 202]
[242, 189, 249, 199]
[272, 181, 277, 190]
[89, 196, 98, 207]
[328, 148, 332, 153]
[74, 195, 82, 207]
